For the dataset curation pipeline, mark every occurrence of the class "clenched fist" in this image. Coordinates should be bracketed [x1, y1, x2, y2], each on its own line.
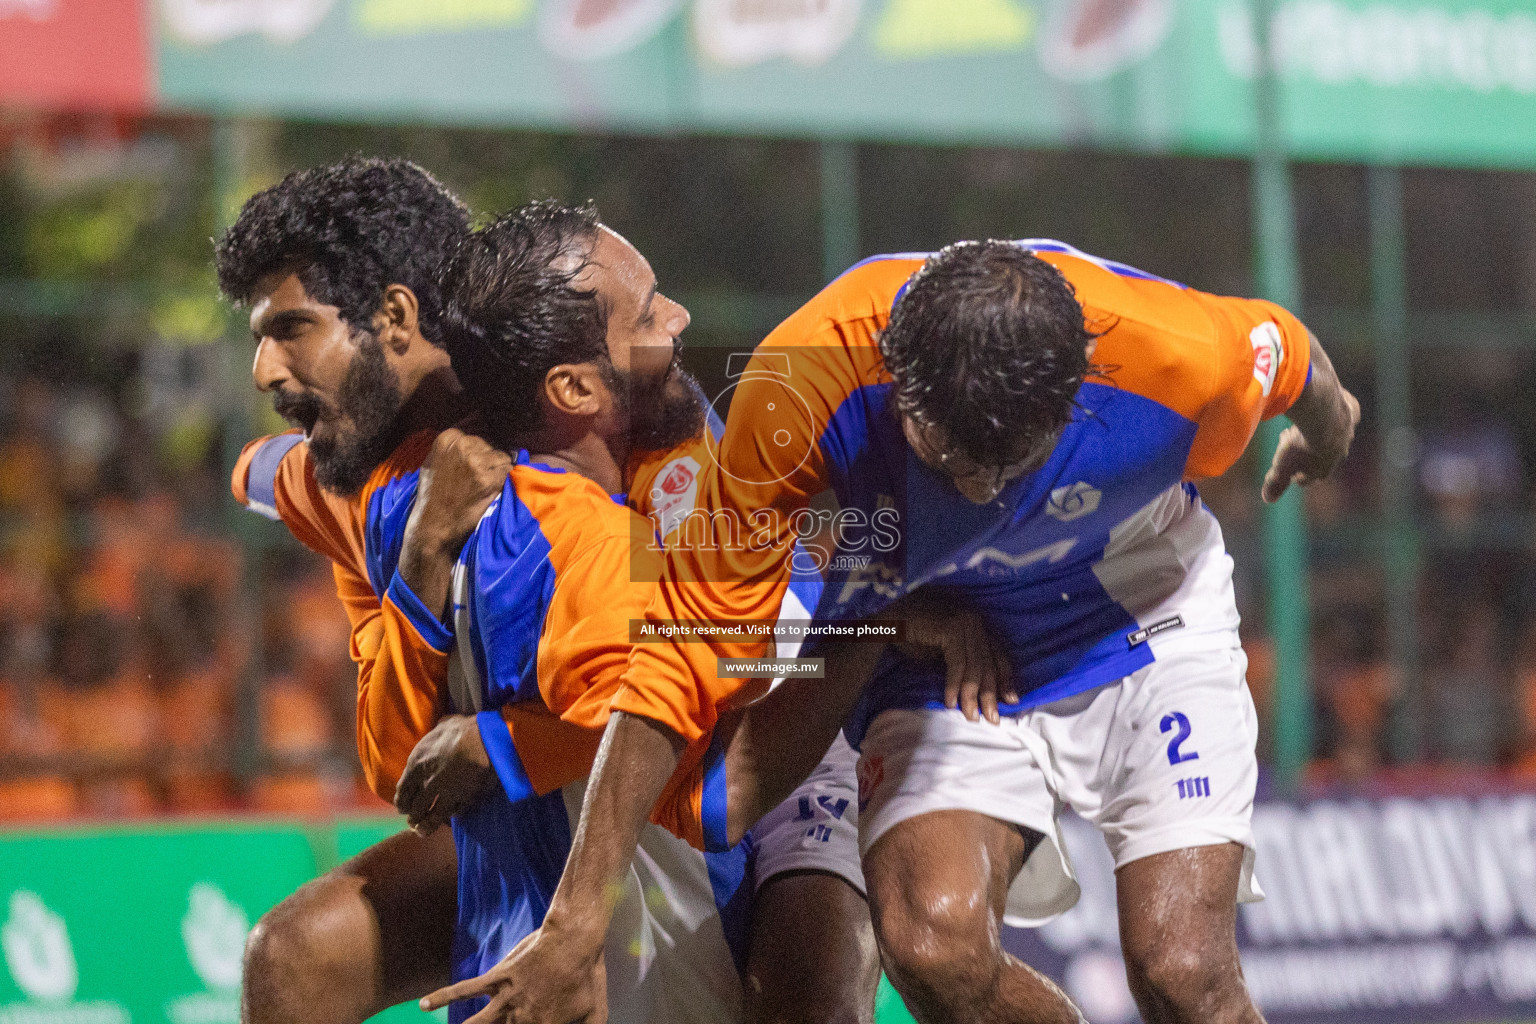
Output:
[399, 428, 513, 618]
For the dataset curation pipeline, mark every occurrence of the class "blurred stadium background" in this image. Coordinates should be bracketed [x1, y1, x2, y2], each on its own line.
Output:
[4, 0, 1536, 1021]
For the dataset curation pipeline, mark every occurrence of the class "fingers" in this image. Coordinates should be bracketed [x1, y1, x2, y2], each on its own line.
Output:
[951, 641, 982, 724]
[460, 990, 511, 1024]
[966, 615, 1003, 725]
[942, 648, 961, 713]
[394, 758, 427, 819]
[408, 793, 442, 836]
[420, 973, 498, 1012]
[999, 642, 1019, 707]
[1261, 428, 1307, 503]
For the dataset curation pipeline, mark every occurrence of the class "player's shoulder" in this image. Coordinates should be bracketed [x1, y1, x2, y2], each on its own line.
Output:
[628, 435, 709, 529]
[1026, 242, 1248, 420]
[767, 252, 928, 349]
[509, 458, 644, 554]
[231, 429, 306, 514]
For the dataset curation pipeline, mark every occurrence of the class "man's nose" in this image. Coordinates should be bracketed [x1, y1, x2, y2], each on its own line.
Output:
[668, 297, 691, 335]
[251, 337, 288, 392]
[954, 474, 1002, 505]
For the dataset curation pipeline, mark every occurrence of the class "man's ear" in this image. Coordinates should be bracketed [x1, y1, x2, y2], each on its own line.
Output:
[543, 364, 603, 417]
[374, 284, 421, 354]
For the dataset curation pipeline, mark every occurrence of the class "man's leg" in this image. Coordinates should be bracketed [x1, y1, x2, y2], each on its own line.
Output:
[1116, 843, 1262, 1024]
[744, 733, 879, 1024]
[864, 810, 1082, 1024]
[746, 871, 879, 1024]
[242, 826, 457, 1024]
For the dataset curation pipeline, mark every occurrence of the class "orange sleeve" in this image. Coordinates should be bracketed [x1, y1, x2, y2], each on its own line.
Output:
[1184, 293, 1313, 479]
[231, 432, 363, 570]
[612, 317, 888, 743]
[353, 572, 450, 801]
[232, 431, 450, 801]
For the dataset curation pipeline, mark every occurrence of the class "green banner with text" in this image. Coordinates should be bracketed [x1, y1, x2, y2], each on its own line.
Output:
[152, 0, 1536, 167]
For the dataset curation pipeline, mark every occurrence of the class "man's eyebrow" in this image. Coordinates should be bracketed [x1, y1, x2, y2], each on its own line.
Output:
[253, 308, 311, 339]
[634, 282, 657, 325]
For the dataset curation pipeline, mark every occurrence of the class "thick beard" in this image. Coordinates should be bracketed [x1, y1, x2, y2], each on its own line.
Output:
[607, 359, 706, 454]
[309, 334, 407, 495]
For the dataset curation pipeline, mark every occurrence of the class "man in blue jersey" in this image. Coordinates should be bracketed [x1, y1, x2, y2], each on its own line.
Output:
[431, 238, 1360, 1024]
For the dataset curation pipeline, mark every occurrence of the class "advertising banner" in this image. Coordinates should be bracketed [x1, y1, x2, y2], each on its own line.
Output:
[0, 823, 315, 1024]
[0, 0, 151, 110]
[1008, 794, 1536, 1022]
[150, 0, 1536, 168]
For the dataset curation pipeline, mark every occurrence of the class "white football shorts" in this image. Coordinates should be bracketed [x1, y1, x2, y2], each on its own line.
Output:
[856, 635, 1262, 928]
[750, 732, 866, 895]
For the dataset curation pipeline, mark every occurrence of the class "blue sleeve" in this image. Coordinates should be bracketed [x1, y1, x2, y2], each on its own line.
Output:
[476, 710, 536, 803]
[243, 433, 305, 521]
[384, 571, 453, 653]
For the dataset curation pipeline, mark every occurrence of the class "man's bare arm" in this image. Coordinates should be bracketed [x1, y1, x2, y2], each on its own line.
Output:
[418, 710, 684, 1023]
[723, 592, 1012, 844]
[1262, 332, 1360, 503]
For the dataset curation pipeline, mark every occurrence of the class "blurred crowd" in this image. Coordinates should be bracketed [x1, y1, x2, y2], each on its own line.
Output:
[1205, 385, 1536, 794]
[7, 371, 1536, 821]
[0, 375, 383, 822]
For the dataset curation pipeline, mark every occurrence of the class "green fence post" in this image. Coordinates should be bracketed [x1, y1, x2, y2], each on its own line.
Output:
[1369, 165, 1420, 763]
[1250, 0, 1312, 792]
[819, 141, 860, 283]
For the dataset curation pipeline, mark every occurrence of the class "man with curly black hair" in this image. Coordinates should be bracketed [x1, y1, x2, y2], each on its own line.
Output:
[454, 238, 1358, 1024]
[220, 156, 474, 1024]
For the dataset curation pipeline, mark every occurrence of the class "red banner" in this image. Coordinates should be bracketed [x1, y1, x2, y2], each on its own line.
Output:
[0, 0, 151, 110]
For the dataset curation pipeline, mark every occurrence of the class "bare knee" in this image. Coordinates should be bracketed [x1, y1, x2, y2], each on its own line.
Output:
[870, 877, 999, 1018]
[241, 880, 372, 1024]
[1124, 941, 1247, 1023]
[745, 872, 878, 1024]
[243, 896, 339, 1007]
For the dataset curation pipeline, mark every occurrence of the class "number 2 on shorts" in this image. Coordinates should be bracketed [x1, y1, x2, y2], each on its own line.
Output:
[1160, 711, 1199, 765]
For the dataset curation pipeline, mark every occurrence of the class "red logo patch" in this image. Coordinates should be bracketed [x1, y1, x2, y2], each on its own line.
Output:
[658, 461, 695, 496]
[857, 755, 885, 812]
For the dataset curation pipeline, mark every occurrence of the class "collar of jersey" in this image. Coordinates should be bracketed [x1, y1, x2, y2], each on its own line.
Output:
[513, 448, 627, 506]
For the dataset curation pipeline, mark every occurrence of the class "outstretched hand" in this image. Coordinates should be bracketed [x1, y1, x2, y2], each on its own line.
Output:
[419, 924, 607, 1024]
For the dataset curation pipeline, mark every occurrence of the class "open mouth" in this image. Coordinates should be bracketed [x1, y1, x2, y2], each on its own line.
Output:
[271, 389, 326, 439]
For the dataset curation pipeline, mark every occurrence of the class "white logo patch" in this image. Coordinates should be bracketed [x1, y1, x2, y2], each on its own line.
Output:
[1250, 321, 1284, 397]
[650, 455, 701, 541]
[1047, 482, 1101, 522]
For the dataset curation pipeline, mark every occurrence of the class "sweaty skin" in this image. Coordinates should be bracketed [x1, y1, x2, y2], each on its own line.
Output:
[1117, 845, 1259, 1024]
[863, 323, 1358, 1024]
[864, 811, 1083, 1024]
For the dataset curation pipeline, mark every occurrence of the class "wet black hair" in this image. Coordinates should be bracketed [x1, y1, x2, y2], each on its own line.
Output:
[437, 200, 608, 440]
[880, 240, 1093, 469]
[214, 156, 470, 344]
